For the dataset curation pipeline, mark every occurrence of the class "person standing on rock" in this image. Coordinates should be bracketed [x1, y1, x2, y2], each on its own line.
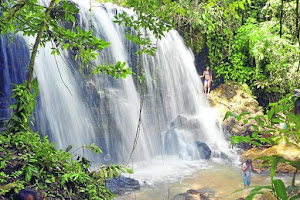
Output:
[242, 159, 261, 187]
[200, 66, 213, 94]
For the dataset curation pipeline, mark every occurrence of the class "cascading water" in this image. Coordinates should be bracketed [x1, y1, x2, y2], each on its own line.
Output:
[0, 0, 237, 181]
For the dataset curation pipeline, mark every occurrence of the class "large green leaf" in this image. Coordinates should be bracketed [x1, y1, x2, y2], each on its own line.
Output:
[273, 179, 288, 200]
[245, 186, 271, 200]
[246, 191, 264, 200]
[270, 157, 280, 183]
[289, 159, 300, 170]
[232, 185, 272, 194]
[267, 108, 274, 120]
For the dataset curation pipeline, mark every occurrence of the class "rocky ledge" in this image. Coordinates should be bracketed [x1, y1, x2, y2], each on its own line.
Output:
[207, 81, 263, 140]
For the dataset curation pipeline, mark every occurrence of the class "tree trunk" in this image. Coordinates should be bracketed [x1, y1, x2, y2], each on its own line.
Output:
[296, 0, 299, 40]
[280, 0, 284, 37]
[297, 39, 300, 72]
[296, 0, 300, 71]
[292, 168, 298, 186]
[27, 0, 57, 86]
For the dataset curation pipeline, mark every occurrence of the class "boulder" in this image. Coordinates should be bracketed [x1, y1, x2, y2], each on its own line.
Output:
[105, 175, 140, 195]
[207, 81, 263, 139]
[196, 141, 211, 159]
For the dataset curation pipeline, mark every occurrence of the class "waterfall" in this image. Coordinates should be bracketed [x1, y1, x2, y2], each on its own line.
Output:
[0, 0, 235, 169]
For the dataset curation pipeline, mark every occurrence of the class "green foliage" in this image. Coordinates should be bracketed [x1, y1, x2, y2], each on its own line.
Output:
[233, 185, 272, 199]
[106, 0, 300, 103]
[5, 78, 39, 133]
[93, 61, 132, 79]
[0, 82, 133, 199]
[217, 20, 300, 102]
[233, 155, 300, 199]
[228, 96, 300, 199]
[212, 0, 300, 102]
[169, 0, 245, 65]
[114, 0, 174, 55]
[0, 0, 131, 79]
[105, 0, 300, 104]
[225, 95, 300, 147]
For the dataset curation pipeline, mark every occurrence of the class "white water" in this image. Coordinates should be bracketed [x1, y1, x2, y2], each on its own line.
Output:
[28, 0, 237, 181]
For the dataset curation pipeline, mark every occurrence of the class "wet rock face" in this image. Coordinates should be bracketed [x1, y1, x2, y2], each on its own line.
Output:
[173, 187, 216, 200]
[207, 81, 263, 139]
[105, 175, 140, 195]
[196, 141, 211, 159]
[169, 115, 204, 133]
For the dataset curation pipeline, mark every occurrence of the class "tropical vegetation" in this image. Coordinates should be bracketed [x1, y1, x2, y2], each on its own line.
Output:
[0, 0, 299, 199]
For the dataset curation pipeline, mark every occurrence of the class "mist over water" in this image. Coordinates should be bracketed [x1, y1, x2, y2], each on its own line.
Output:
[1, 0, 237, 180]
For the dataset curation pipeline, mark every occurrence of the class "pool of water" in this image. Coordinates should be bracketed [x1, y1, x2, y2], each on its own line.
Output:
[116, 158, 294, 200]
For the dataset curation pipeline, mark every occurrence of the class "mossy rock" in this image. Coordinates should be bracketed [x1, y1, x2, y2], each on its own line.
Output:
[207, 81, 263, 137]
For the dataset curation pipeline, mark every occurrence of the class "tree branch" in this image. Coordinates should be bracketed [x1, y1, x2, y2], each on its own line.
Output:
[27, 0, 57, 85]
[3, 0, 29, 21]
[279, 0, 284, 38]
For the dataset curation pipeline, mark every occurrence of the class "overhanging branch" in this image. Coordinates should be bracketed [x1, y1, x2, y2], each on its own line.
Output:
[27, 0, 57, 85]
[3, 0, 29, 21]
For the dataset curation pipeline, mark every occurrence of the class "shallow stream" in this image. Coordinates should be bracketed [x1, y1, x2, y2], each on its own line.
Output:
[116, 158, 295, 200]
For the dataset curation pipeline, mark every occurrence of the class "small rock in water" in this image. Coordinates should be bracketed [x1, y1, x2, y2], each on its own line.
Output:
[196, 141, 212, 159]
[105, 175, 140, 195]
[220, 152, 229, 160]
[196, 187, 215, 197]
[211, 151, 230, 160]
[173, 187, 216, 200]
